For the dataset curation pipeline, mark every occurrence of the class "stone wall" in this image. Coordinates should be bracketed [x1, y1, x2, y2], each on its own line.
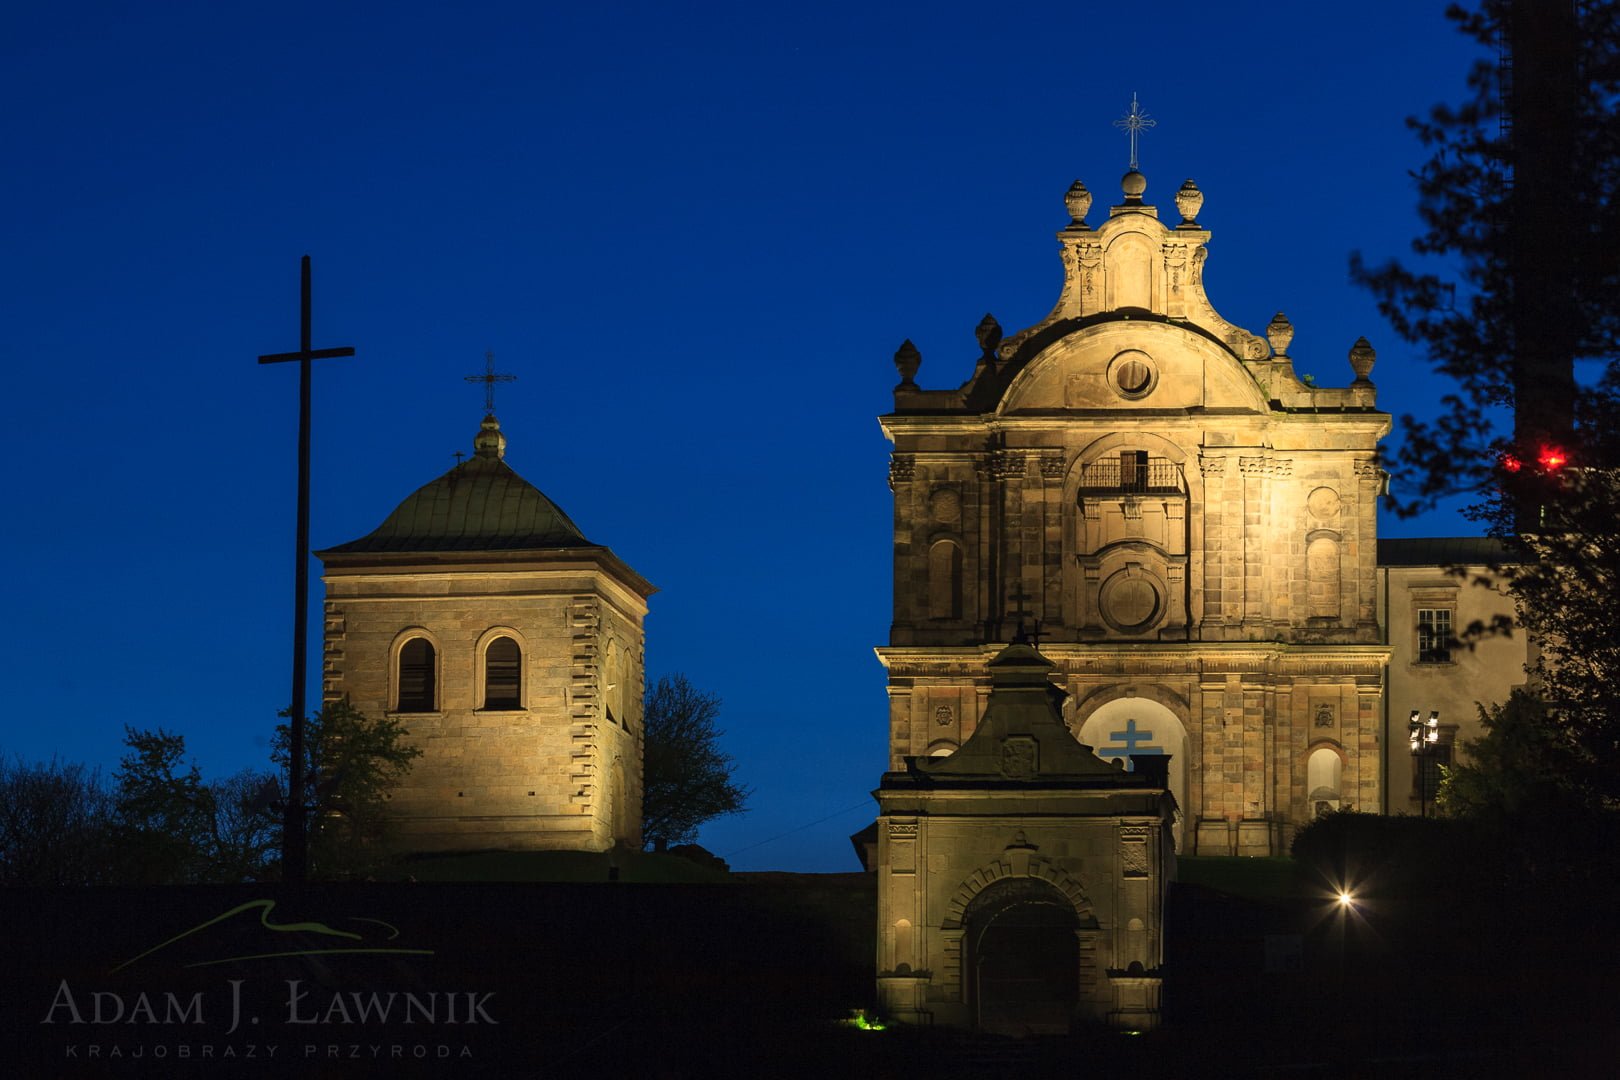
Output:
[322, 558, 647, 853]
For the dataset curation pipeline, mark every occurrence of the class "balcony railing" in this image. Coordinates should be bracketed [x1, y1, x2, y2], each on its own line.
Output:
[1077, 458, 1183, 494]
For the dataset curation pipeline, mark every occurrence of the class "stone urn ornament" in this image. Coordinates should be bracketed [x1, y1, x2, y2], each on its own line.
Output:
[1064, 180, 1092, 228]
[894, 339, 921, 387]
[1266, 313, 1294, 357]
[1175, 179, 1203, 225]
[1348, 337, 1376, 384]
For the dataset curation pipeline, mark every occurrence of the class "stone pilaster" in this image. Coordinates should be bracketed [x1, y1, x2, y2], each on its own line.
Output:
[1041, 452, 1067, 633]
[1238, 457, 1269, 632]
[1197, 455, 1226, 633]
[991, 450, 1028, 633]
[1354, 458, 1382, 634]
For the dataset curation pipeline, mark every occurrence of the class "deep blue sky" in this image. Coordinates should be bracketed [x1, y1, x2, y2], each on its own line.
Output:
[2, 2, 1484, 871]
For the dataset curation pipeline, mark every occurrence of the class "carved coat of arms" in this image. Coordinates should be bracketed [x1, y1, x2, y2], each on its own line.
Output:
[1000, 736, 1038, 780]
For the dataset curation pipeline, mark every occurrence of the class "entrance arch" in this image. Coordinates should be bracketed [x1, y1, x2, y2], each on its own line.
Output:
[1076, 696, 1188, 850]
[965, 877, 1089, 1036]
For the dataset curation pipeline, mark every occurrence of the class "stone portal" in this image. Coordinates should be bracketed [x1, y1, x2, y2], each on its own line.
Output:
[875, 642, 1174, 1031]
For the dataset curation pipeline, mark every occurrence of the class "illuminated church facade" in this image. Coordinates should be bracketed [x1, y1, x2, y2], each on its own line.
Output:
[877, 169, 1392, 859]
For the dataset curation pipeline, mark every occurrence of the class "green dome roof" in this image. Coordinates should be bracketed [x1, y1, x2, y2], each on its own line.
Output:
[320, 416, 590, 554]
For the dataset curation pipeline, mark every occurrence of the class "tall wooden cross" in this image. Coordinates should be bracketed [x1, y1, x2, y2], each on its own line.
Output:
[465, 350, 516, 414]
[257, 255, 355, 886]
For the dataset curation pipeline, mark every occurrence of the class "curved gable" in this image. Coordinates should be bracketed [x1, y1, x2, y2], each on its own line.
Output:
[997, 320, 1271, 415]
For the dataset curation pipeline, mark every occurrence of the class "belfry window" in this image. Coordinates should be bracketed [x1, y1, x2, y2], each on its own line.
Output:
[397, 638, 436, 713]
[484, 636, 522, 709]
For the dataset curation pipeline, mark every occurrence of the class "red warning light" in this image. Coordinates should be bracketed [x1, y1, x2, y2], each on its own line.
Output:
[1537, 446, 1568, 471]
[1501, 453, 1522, 473]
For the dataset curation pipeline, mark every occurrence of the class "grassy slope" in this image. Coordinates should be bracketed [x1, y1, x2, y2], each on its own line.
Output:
[1173, 856, 1301, 901]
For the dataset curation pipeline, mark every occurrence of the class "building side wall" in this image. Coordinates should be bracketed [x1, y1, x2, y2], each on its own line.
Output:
[322, 566, 646, 853]
[1379, 564, 1526, 813]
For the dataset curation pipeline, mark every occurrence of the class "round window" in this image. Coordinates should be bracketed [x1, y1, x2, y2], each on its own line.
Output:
[1108, 350, 1158, 400]
[1099, 569, 1164, 634]
[1116, 359, 1151, 394]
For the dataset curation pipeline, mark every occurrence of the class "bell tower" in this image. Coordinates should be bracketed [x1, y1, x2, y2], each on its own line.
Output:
[319, 410, 655, 854]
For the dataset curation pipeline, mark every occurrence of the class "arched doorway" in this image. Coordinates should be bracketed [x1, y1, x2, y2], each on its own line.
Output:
[1307, 745, 1342, 817]
[966, 878, 1085, 1035]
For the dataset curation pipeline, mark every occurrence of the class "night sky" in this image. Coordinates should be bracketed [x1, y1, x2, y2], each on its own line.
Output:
[3, 2, 1483, 871]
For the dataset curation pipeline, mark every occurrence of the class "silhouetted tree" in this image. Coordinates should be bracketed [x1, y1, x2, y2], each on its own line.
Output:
[206, 768, 281, 882]
[274, 698, 421, 876]
[0, 755, 116, 885]
[115, 727, 217, 883]
[1355, 2, 1620, 809]
[1351, 0, 1620, 515]
[641, 674, 748, 850]
[1437, 690, 1571, 819]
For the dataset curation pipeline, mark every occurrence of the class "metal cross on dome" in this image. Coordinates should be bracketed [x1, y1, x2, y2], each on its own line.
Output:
[1113, 93, 1156, 171]
[465, 350, 517, 414]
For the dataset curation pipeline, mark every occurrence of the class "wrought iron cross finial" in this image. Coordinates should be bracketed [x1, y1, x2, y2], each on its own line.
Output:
[465, 350, 517, 415]
[1008, 582, 1033, 622]
[1007, 582, 1041, 645]
[1113, 92, 1156, 171]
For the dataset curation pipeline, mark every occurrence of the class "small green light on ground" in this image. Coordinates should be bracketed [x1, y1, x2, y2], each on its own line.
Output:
[844, 1008, 887, 1032]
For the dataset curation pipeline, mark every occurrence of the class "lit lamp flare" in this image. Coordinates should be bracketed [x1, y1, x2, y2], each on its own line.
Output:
[1408, 708, 1442, 818]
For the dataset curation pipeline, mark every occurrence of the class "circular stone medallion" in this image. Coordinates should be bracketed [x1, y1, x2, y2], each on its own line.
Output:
[1100, 570, 1163, 634]
[1307, 486, 1342, 520]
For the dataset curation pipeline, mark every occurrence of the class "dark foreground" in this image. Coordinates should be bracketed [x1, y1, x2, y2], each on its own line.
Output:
[2, 869, 1613, 1078]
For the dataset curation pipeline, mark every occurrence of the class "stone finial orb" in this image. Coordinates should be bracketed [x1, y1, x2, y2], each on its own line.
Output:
[976, 313, 1003, 357]
[1064, 179, 1092, 227]
[1121, 169, 1147, 202]
[1348, 336, 1376, 384]
[1176, 178, 1203, 225]
[1267, 312, 1294, 357]
[473, 414, 507, 460]
[894, 339, 921, 387]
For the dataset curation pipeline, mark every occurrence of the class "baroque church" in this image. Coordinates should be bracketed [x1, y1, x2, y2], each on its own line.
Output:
[317, 411, 654, 853]
[878, 167, 1390, 861]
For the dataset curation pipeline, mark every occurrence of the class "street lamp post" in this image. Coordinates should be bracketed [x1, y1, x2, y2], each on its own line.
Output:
[1408, 709, 1441, 817]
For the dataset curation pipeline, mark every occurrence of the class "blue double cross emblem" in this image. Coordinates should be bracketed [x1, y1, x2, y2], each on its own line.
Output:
[1099, 718, 1163, 772]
